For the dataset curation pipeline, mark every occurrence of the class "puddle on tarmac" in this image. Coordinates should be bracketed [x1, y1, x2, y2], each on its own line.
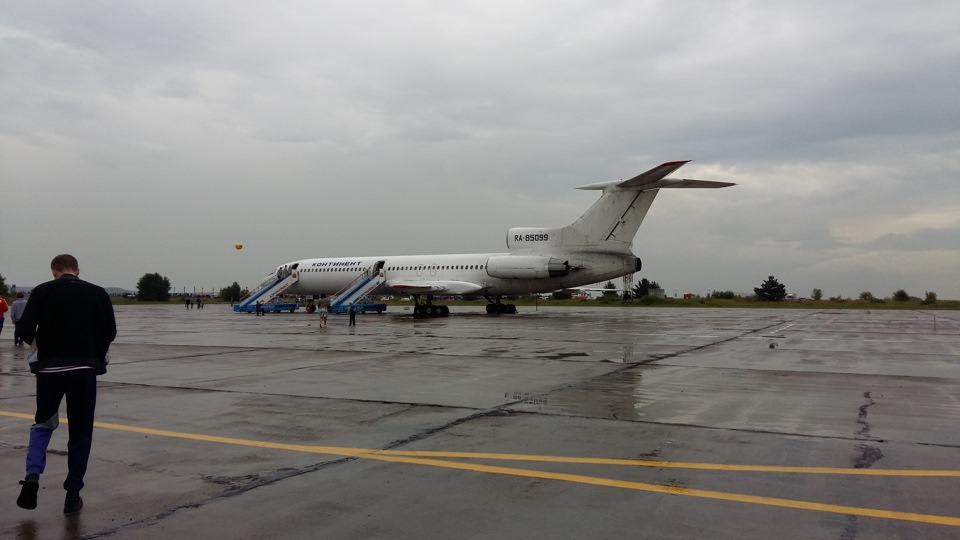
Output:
[507, 370, 649, 421]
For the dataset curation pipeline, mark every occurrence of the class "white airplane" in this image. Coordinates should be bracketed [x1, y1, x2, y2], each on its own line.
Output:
[250, 161, 733, 316]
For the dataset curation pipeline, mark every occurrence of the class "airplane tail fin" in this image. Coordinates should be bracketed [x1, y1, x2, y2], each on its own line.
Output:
[560, 161, 734, 252]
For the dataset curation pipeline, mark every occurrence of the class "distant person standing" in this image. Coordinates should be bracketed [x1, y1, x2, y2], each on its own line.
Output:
[348, 302, 357, 326]
[318, 294, 330, 328]
[10, 292, 28, 346]
[15, 254, 116, 513]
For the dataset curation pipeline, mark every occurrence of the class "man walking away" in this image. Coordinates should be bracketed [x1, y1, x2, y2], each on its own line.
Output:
[318, 294, 330, 328]
[15, 254, 117, 514]
[11, 292, 28, 346]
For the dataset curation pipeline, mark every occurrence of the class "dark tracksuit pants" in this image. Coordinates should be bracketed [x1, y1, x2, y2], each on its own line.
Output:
[27, 370, 98, 492]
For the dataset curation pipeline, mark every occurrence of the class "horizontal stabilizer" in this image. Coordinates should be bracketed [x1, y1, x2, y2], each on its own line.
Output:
[641, 178, 736, 189]
[577, 160, 688, 190]
[616, 160, 690, 188]
[577, 160, 735, 191]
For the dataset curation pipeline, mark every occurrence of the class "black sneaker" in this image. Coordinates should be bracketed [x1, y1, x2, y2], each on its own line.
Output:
[64, 491, 83, 514]
[17, 478, 39, 510]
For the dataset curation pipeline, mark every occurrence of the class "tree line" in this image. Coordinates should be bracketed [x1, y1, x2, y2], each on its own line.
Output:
[134, 273, 244, 302]
[0, 272, 941, 305]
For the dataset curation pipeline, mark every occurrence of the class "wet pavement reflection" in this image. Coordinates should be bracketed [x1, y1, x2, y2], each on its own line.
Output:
[2, 305, 959, 538]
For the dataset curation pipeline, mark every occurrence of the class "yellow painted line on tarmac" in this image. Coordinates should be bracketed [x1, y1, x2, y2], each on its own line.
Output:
[11, 411, 953, 477]
[1, 410, 375, 458]
[376, 449, 960, 477]
[3, 410, 960, 526]
[364, 453, 960, 527]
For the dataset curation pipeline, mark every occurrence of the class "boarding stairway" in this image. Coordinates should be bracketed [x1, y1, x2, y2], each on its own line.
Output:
[330, 261, 386, 312]
[233, 270, 299, 312]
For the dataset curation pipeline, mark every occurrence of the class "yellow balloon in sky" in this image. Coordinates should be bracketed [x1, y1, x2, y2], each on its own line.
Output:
[235, 243, 243, 250]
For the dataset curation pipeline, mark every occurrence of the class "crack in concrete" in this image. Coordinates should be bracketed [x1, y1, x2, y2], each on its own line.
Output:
[856, 391, 876, 439]
[853, 391, 884, 472]
[86, 458, 354, 538]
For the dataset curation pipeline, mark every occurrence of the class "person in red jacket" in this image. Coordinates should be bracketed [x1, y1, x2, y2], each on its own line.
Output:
[15, 254, 116, 514]
[0, 295, 8, 336]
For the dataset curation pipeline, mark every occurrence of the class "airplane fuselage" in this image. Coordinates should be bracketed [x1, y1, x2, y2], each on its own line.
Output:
[281, 251, 637, 298]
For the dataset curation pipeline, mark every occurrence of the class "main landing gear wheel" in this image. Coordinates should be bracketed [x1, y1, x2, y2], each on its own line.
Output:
[412, 297, 450, 318]
[485, 303, 517, 314]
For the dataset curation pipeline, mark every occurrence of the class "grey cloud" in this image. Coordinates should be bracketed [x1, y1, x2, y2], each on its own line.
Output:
[869, 226, 960, 251]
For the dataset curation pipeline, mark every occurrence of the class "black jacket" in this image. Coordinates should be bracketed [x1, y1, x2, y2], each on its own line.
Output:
[17, 274, 117, 374]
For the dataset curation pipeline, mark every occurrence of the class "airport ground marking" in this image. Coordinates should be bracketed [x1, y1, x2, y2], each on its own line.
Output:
[376, 449, 960, 477]
[363, 454, 960, 527]
[4, 411, 959, 477]
[3, 410, 960, 526]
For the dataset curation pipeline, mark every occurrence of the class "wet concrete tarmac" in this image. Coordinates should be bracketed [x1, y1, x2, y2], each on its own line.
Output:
[1, 305, 959, 539]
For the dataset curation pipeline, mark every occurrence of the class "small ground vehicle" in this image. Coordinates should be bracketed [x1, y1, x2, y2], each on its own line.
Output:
[333, 303, 387, 314]
[233, 302, 299, 313]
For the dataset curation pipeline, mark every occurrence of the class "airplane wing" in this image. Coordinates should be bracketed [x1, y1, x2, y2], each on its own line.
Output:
[386, 280, 487, 295]
[566, 286, 624, 293]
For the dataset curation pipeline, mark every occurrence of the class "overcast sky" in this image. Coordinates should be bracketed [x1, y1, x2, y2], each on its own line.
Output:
[2, 1, 958, 299]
